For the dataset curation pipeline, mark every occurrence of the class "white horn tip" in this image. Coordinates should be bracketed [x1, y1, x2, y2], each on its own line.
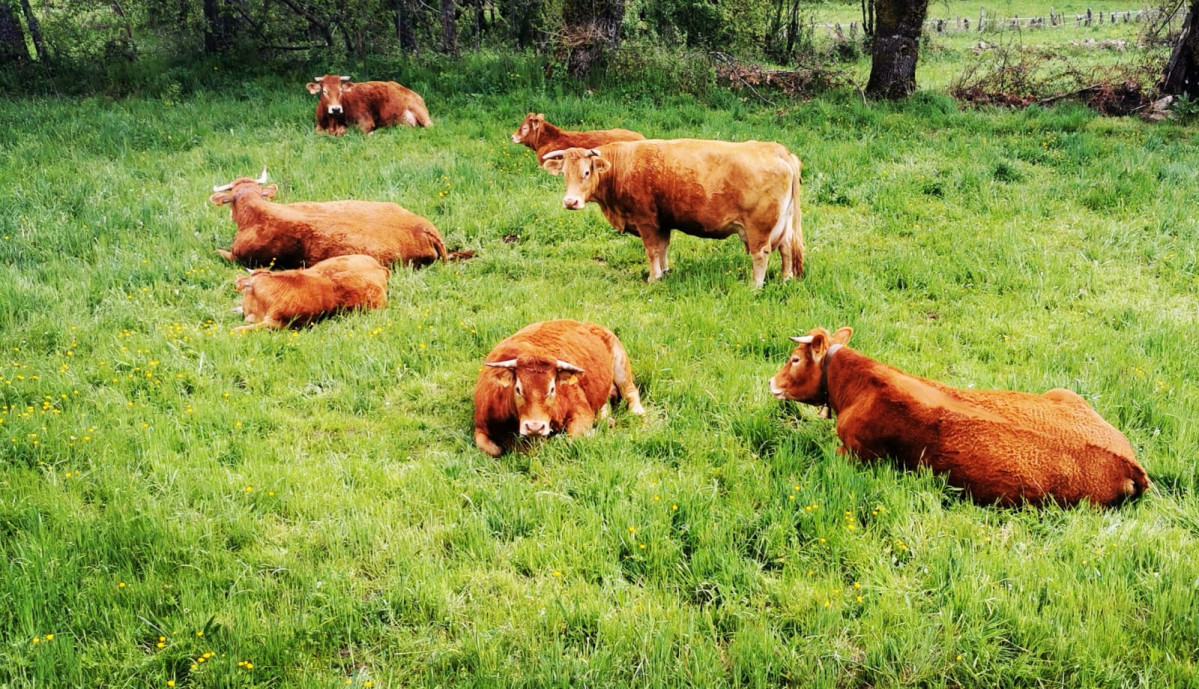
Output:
[541, 150, 566, 160]
[790, 335, 814, 344]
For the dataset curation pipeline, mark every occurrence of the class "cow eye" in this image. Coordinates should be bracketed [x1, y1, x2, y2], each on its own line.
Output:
[515, 381, 523, 396]
[790, 356, 800, 365]
[583, 169, 590, 178]
[548, 382, 556, 396]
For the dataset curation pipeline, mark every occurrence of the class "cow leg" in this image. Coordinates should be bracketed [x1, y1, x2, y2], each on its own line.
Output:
[565, 410, 597, 437]
[640, 230, 669, 281]
[217, 249, 235, 262]
[609, 336, 645, 415]
[750, 244, 772, 288]
[474, 428, 505, 457]
[778, 232, 795, 282]
[359, 116, 376, 135]
[402, 110, 419, 126]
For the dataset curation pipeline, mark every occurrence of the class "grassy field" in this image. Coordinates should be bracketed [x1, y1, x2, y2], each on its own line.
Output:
[2, 54, 1199, 687]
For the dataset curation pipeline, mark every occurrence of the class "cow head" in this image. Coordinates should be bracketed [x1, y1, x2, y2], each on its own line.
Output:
[486, 354, 585, 437]
[305, 74, 354, 117]
[770, 327, 853, 404]
[210, 167, 276, 206]
[542, 148, 609, 210]
[511, 113, 545, 146]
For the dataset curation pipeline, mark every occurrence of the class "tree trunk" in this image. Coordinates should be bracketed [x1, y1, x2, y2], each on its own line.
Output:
[17, 0, 46, 61]
[395, 0, 417, 54]
[1162, 2, 1199, 97]
[0, 1, 27, 64]
[562, 0, 626, 80]
[440, 0, 457, 55]
[865, 0, 928, 98]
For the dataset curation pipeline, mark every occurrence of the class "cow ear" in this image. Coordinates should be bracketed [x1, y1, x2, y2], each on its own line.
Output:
[592, 157, 611, 174]
[542, 157, 565, 176]
[260, 184, 278, 199]
[210, 190, 234, 206]
[235, 275, 252, 291]
[341, 81, 354, 92]
[305, 82, 321, 95]
[831, 327, 853, 345]
[806, 331, 830, 360]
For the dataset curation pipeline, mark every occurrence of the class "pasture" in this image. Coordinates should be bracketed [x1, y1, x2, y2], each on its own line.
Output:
[2, 55, 1199, 687]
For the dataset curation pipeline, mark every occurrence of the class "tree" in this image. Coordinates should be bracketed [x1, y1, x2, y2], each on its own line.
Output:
[16, 0, 46, 61]
[561, 0, 626, 80]
[0, 0, 27, 64]
[1162, 0, 1199, 98]
[865, 0, 929, 98]
[440, 0, 457, 55]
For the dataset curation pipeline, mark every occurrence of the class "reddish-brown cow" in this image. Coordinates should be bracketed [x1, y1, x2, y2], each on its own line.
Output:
[305, 74, 432, 135]
[769, 327, 1150, 507]
[542, 141, 804, 286]
[510, 113, 644, 169]
[233, 254, 388, 332]
[473, 320, 645, 457]
[210, 169, 450, 269]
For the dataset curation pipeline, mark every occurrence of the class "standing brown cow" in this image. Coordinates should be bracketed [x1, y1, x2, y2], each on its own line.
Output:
[305, 74, 432, 135]
[542, 140, 804, 287]
[510, 113, 644, 169]
[769, 327, 1150, 507]
[473, 320, 645, 457]
[210, 169, 450, 269]
[233, 254, 388, 332]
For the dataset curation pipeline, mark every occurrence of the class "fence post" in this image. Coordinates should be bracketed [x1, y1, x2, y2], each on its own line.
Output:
[1086, 7, 1092, 25]
[979, 8, 985, 31]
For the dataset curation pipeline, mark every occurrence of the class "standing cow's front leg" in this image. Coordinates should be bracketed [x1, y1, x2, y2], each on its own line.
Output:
[639, 229, 670, 281]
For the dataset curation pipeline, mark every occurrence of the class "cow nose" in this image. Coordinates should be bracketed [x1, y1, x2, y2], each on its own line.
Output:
[520, 420, 549, 436]
[328, 105, 342, 114]
[510, 134, 520, 143]
[563, 198, 584, 210]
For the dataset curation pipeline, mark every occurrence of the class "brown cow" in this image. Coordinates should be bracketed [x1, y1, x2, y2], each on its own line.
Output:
[542, 141, 804, 287]
[510, 113, 644, 169]
[305, 74, 432, 135]
[210, 168, 450, 269]
[473, 319, 645, 457]
[233, 254, 388, 332]
[769, 327, 1150, 507]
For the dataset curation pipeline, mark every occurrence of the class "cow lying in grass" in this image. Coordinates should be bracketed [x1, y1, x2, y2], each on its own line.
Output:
[473, 319, 645, 457]
[210, 169, 454, 269]
[233, 254, 388, 332]
[510, 113, 644, 169]
[306, 74, 432, 135]
[543, 141, 804, 286]
[769, 327, 1150, 507]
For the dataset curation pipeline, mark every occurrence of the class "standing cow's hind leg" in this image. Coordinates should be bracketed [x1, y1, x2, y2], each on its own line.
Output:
[750, 245, 771, 288]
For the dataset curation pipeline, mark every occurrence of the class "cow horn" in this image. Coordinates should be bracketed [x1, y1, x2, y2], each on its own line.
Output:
[313, 76, 322, 82]
[555, 360, 585, 374]
[340, 75, 352, 81]
[586, 149, 602, 157]
[485, 359, 518, 370]
[541, 150, 566, 161]
[212, 181, 234, 192]
[255, 167, 269, 184]
[790, 336, 814, 344]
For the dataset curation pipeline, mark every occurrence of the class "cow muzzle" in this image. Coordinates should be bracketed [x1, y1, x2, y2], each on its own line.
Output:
[519, 419, 551, 437]
[563, 197, 585, 211]
[769, 377, 787, 400]
[327, 105, 343, 115]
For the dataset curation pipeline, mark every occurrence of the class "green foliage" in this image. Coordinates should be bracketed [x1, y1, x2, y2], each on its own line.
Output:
[2, 63, 1199, 687]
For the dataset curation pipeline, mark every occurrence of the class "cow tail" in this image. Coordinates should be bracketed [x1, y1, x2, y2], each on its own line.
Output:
[789, 154, 805, 278]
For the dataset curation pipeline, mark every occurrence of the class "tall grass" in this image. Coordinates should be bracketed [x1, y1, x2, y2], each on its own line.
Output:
[0, 63, 1197, 687]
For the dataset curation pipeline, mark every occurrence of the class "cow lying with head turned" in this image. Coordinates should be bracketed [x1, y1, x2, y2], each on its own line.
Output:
[510, 113, 644, 169]
[473, 319, 645, 457]
[210, 169, 452, 269]
[542, 140, 804, 287]
[306, 74, 432, 135]
[769, 327, 1150, 507]
[233, 254, 388, 332]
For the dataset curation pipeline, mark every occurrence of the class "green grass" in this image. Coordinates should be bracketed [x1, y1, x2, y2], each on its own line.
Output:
[1, 62, 1198, 687]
